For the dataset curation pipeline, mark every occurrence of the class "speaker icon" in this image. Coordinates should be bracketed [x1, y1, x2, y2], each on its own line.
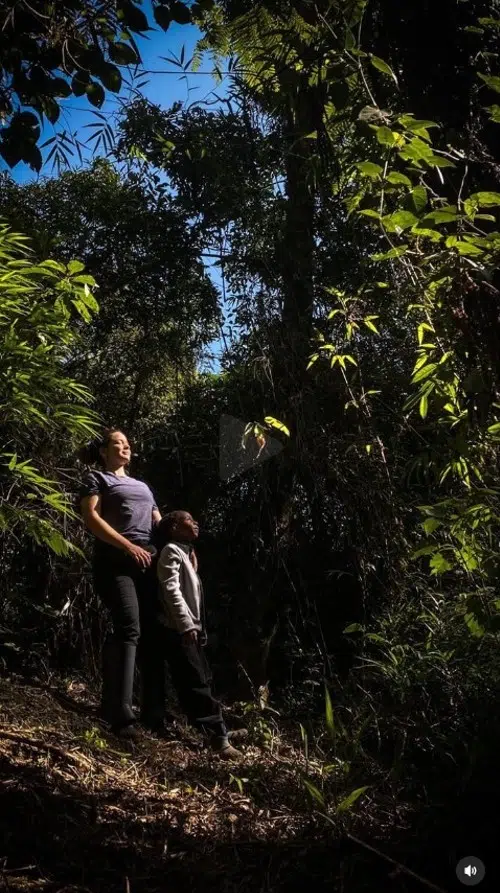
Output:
[456, 856, 485, 885]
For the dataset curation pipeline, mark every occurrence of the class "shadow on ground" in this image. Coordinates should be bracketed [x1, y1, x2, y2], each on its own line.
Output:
[2, 674, 498, 893]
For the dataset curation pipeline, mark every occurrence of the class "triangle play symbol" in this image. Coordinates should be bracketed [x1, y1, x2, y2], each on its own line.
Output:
[219, 414, 284, 482]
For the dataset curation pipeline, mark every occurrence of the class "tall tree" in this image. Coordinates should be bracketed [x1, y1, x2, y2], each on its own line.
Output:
[0, 160, 220, 436]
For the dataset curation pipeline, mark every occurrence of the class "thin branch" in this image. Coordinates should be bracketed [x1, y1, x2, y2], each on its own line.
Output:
[346, 833, 450, 893]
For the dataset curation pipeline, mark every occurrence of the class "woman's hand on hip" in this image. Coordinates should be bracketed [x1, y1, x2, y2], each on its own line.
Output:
[125, 542, 153, 568]
[182, 629, 198, 646]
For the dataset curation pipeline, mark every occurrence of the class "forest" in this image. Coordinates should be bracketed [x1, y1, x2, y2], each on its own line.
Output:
[1, 1, 499, 891]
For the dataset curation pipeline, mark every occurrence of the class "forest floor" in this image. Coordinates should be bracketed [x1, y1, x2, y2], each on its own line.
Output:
[0, 674, 475, 893]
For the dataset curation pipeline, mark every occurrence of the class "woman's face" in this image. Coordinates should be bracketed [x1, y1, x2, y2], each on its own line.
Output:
[100, 431, 131, 470]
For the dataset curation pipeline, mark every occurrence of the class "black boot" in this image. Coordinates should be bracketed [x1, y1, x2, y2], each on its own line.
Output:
[100, 633, 120, 723]
[138, 646, 167, 732]
[110, 642, 138, 737]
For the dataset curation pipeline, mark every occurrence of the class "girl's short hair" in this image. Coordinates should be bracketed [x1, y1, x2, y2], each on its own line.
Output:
[153, 511, 186, 551]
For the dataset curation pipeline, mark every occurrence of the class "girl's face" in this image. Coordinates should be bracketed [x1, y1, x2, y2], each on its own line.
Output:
[173, 512, 199, 542]
[100, 431, 131, 471]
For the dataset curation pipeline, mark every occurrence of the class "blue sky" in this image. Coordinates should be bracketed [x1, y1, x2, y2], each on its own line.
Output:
[2, 10, 229, 370]
[4, 14, 228, 183]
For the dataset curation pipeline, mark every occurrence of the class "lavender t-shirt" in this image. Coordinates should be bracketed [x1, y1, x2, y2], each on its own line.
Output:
[80, 471, 157, 546]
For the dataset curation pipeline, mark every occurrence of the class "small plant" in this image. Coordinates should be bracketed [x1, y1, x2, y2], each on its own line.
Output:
[82, 727, 108, 751]
[229, 773, 248, 794]
[240, 701, 280, 750]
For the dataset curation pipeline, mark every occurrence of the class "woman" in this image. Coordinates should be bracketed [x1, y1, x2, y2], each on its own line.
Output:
[80, 428, 162, 739]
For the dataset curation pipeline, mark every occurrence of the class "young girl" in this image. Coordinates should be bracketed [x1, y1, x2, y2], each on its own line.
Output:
[80, 428, 162, 739]
[154, 511, 245, 760]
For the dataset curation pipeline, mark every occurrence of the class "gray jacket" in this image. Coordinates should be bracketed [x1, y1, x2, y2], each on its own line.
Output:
[157, 542, 203, 634]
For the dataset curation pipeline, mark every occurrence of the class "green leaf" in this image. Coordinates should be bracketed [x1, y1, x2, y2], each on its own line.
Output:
[417, 322, 434, 344]
[364, 317, 380, 334]
[389, 210, 418, 231]
[264, 416, 290, 437]
[412, 363, 437, 383]
[370, 56, 398, 84]
[478, 17, 500, 27]
[463, 197, 478, 218]
[429, 156, 456, 169]
[371, 245, 408, 261]
[171, 1, 192, 24]
[398, 115, 438, 131]
[357, 161, 383, 178]
[478, 73, 500, 93]
[423, 210, 458, 224]
[464, 612, 485, 638]
[325, 686, 335, 739]
[422, 517, 441, 534]
[336, 786, 369, 813]
[469, 191, 500, 207]
[71, 71, 91, 97]
[375, 126, 396, 146]
[71, 300, 92, 322]
[67, 260, 85, 275]
[430, 553, 453, 575]
[79, 284, 99, 312]
[108, 41, 140, 66]
[419, 393, 429, 418]
[119, 2, 149, 32]
[343, 623, 364, 634]
[48, 77, 72, 99]
[411, 226, 442, 242]
[411, 186, 428, 213]
[99, 63, 122, 93]
[303, 778, 325, 807]
[399, 137, 433, 163]
[455, 242, 484, 256]
[386, 171, 412, 186]
[359, 208, 381, 219]
[154, 6, 172, 29]
[86, 82, 105, 109]
[486, 104, 500, 123]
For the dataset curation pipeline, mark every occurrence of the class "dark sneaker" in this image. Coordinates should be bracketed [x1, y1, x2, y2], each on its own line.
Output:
[111, 722, 141, 741]
[142, 721, 177, 740]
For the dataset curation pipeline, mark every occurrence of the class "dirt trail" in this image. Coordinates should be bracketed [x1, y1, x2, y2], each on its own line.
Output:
[0, 675, 351, 893]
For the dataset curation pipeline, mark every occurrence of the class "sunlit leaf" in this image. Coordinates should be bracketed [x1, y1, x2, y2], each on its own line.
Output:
[370, 56, 398, 85]
[336, 786, 369, 813]
[264, 416, 290, 437]
[325, 686, 335, 739]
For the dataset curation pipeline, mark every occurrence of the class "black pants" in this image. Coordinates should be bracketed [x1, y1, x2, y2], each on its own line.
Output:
[93, 546, 162, 728]
[156, 627, 227, 740]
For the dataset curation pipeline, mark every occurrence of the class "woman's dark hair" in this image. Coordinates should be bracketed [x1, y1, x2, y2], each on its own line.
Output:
[152, 511, 185, 552]
[77, 428, 126, 467]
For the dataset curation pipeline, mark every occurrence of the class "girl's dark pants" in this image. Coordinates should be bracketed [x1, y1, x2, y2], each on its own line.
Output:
[92, 544, 163, 729]
[155, 627, 227, 740]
